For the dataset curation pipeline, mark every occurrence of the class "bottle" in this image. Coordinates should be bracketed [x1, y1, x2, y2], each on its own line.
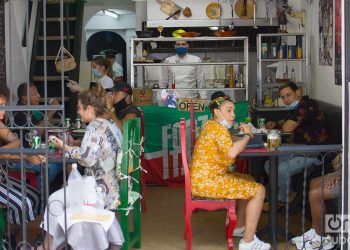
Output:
[234, 74, 239, 87]
[67, 164, 83, 210]
[239, 74, 244, 88]
[171, 74, 176, 89]
[83, 169, 97, 207]
[142, 49, 148, 59]
[95, 187, 106, 211]
[296, 35, 303, 59]
[290, 69, 296, 83]
[228, 65, 234, 88]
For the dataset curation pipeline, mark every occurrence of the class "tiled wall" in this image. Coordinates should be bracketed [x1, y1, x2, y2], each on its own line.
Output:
[0, 1, 5, 83]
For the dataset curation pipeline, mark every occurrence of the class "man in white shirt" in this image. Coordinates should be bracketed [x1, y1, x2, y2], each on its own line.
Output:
[106, 54, 124, 83]
[159, 41, 205, 98]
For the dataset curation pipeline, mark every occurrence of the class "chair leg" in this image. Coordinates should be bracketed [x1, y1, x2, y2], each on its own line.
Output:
[225, 207, 237, 250]
[184, 213, 192, 250]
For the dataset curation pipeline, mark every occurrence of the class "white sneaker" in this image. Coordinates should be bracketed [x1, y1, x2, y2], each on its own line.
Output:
[233, 226, 245, 237]
[239, 235, 271, 250]
[304, 234, 335, 250]
[291, 228, 316, 249]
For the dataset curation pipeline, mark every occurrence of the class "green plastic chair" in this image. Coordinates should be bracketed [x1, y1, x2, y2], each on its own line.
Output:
[0, 208, 5, 247]
[113, 118, 141, 250]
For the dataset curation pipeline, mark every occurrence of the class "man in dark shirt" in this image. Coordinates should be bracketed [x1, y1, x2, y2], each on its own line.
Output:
[264, 82, 329, 204]
[106, 83, 141, 130]
[11, 83, 62, 186]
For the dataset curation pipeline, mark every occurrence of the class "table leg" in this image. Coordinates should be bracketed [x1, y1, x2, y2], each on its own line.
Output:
[268, 155, 278, 247]
[257, 155, 284, 250]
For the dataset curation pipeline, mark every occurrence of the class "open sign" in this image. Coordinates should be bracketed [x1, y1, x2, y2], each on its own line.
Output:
[178, 98, 206, 112]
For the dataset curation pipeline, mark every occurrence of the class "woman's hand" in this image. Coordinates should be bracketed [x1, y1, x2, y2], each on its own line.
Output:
[26, 155, 46, 165]
[49, 136, 64, 149]
[106, 94, 114, 110]
[325, 176, 341, 189]
[240, 123, 253, 138]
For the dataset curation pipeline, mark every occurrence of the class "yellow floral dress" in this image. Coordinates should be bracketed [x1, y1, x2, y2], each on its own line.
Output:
[190, 120, 262, 199]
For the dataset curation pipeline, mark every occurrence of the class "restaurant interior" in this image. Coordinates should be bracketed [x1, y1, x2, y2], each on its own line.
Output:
[0, 0, 349, 249]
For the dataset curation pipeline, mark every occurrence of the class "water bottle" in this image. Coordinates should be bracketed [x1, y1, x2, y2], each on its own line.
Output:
[67, 164, 83, 210]
[83, 169, 97, 207]
[95, 187, 106, 211]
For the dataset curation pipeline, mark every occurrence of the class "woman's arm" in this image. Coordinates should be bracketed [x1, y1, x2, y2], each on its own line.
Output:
[227, 123, 253, 159]
[228, 135, 251, 159]
[0, 123, 21, 149]
[52, 126, 100, 167]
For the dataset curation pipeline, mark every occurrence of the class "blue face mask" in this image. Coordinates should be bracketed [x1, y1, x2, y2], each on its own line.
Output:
[175, 47, 188, 57]
[286, 99, 299, 110]
[92, 68, 100, 79]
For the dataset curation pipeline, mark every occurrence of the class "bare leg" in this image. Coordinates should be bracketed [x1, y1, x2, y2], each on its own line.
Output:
[236, 200, 248, 228]
[243, 186, 265, 242]
[36, 233, 53, 250]
[309, 176, 339, 236]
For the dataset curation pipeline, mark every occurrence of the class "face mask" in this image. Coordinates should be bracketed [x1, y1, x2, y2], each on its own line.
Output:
[92, 68, 100, 79]
[286, 99, 299, 110]
[218, 111, 232, 129]
[114, 96, 128, 111]
[175, 47, 188, 57]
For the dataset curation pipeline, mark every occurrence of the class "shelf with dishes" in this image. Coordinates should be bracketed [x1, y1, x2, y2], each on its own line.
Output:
[131, 36, 250, 102]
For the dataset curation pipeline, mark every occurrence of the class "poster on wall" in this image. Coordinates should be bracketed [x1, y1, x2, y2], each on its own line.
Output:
[334, 0, 342, 85]
[319, 0, 333, 66]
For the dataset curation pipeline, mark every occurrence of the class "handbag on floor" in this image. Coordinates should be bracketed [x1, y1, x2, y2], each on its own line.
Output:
[55, 46, 76, 73]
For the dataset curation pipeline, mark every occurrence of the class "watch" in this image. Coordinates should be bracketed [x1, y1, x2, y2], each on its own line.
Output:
[108, 107, 115, 112]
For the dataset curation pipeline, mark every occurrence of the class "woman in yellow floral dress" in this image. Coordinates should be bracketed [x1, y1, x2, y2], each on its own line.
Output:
[190, 91, 270, 250]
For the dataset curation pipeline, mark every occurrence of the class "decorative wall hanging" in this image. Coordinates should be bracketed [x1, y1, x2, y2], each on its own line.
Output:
[319, 0, 333, 66]
[334, 0, 342, 85]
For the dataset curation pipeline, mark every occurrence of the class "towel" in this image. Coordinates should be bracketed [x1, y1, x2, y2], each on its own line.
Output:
[276, 62, 287, 79]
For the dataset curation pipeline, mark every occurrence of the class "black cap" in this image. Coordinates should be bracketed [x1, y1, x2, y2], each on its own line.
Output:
[106, 82, 133, 96]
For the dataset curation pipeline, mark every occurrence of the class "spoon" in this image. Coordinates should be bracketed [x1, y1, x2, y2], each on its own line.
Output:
[228, 0, 235, 31]
[253, 2, 258, 29]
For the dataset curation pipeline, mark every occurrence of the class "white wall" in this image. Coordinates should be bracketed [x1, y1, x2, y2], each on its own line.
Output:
[301, 0, 342, 106]
[5, 0, 28, 98]
[79, 2, 136, 85]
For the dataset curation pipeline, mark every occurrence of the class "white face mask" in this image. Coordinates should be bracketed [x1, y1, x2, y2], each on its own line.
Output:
[218, 111, 232, 129]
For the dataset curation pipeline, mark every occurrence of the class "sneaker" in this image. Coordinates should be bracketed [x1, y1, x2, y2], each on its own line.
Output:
[239, 235, 271, 250]
[233, 226, 245, 237]
[304, 234, 335, 250]
[291, 228, 316, 249]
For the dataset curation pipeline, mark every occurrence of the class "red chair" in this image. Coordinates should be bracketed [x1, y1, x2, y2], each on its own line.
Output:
[139, 109, 147, 212]
[8, 170, 37, 188]
[180, 119, 237, 250]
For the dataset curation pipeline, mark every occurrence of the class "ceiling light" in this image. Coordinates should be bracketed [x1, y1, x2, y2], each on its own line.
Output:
[103, 9, 119, 19]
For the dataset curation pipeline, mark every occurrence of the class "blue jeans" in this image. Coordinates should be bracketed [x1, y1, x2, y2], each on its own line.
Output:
[264, 156, 321, 202]
[9, 161, 63, 188]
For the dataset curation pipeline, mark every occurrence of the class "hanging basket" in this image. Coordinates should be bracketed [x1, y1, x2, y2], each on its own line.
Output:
[55, 46, 76, 73]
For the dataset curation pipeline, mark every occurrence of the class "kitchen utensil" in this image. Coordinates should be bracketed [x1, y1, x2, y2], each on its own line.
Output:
[156, 0, 182, 20]
[165, 9, 181, 20]
[235, 0, 254, 19]
[228, 0, 235, 31]
[180, 32, 201, 37]
[213, 31, 237, 37]
[253, 2, 258, 28]
[183, 7, 192, 17]
[206, 2, 221, 19]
